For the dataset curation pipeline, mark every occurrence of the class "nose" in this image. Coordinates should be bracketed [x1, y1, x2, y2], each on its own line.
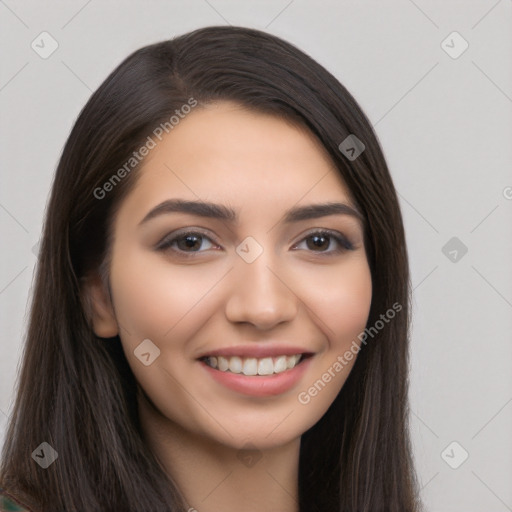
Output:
[224, 248, 298, 330]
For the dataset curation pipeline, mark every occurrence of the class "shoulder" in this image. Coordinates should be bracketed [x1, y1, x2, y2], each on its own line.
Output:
[0, 488, 33, 511]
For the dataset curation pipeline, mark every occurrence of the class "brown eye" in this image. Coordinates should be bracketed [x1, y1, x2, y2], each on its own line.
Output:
[176, 234, 204, 252]
[157, 231, 217, 255]
[306, 234, 330, 251]
[294, 230, 354, 254]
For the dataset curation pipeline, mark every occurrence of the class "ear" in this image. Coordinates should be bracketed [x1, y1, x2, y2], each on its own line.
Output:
[81, 272, 119, 338]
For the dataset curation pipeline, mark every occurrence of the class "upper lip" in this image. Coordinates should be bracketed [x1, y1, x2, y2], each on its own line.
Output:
[197, 344, 315, 359]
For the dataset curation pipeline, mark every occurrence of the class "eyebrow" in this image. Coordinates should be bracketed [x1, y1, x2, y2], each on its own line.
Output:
[139, 199, 364, 226]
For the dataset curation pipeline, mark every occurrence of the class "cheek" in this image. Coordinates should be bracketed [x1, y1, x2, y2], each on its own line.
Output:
[108, 248, 227, 432]
[109, 246, 228, 342]
[291, 259, 372, 417]
[298, 257, 373, 346]
[330, 269, 373, 346]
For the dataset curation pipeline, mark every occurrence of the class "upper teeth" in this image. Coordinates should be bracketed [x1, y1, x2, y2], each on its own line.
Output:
[205, 354, 303, 375]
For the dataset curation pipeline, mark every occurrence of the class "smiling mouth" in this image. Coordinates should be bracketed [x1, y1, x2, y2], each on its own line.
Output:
[200, 354, 312, 376]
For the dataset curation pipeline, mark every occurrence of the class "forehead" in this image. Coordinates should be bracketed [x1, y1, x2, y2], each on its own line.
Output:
[121, 101, 357, 221]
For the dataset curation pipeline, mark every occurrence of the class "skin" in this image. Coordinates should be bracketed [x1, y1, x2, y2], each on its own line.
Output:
[86, 101, 372, 512]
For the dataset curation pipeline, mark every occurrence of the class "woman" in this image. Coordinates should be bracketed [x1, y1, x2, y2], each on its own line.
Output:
[0, 25, 422, 511]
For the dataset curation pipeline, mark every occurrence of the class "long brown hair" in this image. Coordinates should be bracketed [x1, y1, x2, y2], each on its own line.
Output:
[0, 25, 423, 511]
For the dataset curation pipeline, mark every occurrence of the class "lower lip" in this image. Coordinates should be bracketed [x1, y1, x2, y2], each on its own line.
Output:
[200, 357, 313, 397]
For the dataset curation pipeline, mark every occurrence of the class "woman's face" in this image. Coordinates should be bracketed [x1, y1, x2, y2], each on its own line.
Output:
[92, 101, 372, 450]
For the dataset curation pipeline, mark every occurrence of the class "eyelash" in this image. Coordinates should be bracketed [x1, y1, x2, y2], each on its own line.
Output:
[156, 228, 355, 258]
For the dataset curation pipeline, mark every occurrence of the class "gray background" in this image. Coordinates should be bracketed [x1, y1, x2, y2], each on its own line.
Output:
[1, 1, 511, 510]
